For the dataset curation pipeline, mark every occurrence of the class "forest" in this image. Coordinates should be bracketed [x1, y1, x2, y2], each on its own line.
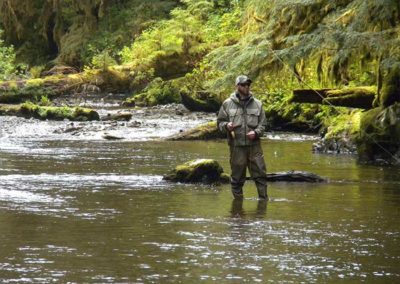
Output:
[1, 0, 399, 163]
[1, 1, 400, 283]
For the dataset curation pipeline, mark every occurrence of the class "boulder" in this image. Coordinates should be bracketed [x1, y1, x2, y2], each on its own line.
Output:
[163, 159, 228, 184]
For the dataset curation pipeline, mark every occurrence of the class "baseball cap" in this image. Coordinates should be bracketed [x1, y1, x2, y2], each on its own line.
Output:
[235, 75, 252, 85]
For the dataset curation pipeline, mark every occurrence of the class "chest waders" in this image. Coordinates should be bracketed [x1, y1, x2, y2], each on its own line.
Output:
[228, 99, 268, 200]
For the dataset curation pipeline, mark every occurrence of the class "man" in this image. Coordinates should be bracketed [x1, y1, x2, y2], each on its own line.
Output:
[217, 75, 268, 200]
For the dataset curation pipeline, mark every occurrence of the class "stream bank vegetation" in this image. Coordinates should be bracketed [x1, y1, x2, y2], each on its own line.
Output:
[0, 0, 399, 165]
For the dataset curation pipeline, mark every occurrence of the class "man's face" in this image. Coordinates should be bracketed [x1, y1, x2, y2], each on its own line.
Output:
[236, 82, 251, 96]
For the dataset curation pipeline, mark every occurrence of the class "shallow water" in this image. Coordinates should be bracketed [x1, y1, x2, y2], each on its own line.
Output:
[0, 111, 399, 283]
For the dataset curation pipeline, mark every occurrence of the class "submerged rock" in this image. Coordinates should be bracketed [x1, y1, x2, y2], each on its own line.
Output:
[163, 159, 228, 184]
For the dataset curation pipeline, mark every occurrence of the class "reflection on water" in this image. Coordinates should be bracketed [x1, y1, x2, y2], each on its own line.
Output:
[230, 199, 267, 219]
[0, 113, 400, 282]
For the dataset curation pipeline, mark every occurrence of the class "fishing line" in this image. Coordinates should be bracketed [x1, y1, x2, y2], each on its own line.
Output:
[260, 42, 400, 164]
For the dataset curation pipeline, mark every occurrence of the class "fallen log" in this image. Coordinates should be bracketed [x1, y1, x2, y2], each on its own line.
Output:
[290, 87, 376, 109]
[264, 171, 326, 182]
[0, 102, 100, 121]
[0, 68, 131, 104]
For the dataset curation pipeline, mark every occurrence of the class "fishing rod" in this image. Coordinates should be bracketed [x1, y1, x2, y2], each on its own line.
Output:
[250, 41, 400, 164]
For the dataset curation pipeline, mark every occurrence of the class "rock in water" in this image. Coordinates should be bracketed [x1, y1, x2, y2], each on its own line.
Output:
[163, 159, 228, 184]
[102, 133, 124, 140]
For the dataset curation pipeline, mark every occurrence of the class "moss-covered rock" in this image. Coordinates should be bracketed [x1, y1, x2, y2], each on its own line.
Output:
[123, 77, 180, 107]
[375, 62, 400, 108]
[313, 110, 361, 154]
[0, 102, 100, 121]
[82, 68, 131, 93]
[163, 159, 229, 184]
[264, 91, 336, 132]
[357, 103, 400, 165]
[180, 91, 221, 113]
[166, 121, 225, 141]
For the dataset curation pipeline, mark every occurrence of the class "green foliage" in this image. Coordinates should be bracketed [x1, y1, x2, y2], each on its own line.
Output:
[79, 0, 179, 66]
[0, 30, 17, 80]
[127, 77, 180, 106]
[90, 50, 117, 70]
[201, 0, 400, 97]
[29, 65, 45, 79]
[39, 95, 51, 106]
[120, 0, 243, 81]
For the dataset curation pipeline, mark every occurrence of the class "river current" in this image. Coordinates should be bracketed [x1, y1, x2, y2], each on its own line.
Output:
[0, 105, 399, 283]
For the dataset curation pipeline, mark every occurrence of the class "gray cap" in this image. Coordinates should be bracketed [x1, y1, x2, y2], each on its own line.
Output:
[235, 75, 252, 85]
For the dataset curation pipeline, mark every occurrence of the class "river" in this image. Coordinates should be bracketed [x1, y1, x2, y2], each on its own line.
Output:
[0, 106, 399, 283]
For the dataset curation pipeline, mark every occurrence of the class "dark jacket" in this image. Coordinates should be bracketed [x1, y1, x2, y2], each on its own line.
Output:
[217, 92, 266, 146]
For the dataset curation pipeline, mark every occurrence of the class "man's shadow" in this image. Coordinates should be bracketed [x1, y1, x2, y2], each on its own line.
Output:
[230, 198, 267, 219]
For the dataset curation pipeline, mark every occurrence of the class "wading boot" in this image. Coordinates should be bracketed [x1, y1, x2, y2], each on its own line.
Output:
[231, 188, 244, 200]
[257, 185, 269, 201]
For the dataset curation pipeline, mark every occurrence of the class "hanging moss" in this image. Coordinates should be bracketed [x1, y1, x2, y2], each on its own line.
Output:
[375, 61, 400, 107]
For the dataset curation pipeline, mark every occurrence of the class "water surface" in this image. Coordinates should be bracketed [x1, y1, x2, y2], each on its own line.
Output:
[0, 113, 399, 283]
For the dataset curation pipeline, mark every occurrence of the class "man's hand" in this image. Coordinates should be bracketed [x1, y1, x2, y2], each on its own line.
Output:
[226, 122, 235, 132]
[246, 130, 256, 140]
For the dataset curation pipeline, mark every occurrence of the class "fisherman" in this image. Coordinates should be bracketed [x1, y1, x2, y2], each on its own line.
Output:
[217, 75, 268, 200]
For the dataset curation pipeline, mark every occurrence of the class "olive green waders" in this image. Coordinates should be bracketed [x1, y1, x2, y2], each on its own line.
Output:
[230, 143, 268, 200]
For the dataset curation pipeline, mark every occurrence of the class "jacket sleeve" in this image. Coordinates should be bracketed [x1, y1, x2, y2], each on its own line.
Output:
[217, 102, 229, 134]
[254, 104, 266, 138]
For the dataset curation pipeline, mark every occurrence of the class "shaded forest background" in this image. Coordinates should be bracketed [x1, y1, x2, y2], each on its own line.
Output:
[0, 0, 399, 163]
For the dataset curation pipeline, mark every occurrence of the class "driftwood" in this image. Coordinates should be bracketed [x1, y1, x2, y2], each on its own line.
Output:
[291, 87, 376, 109]
[264, 171, 326, 182]
[166, 121, 225, 141]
